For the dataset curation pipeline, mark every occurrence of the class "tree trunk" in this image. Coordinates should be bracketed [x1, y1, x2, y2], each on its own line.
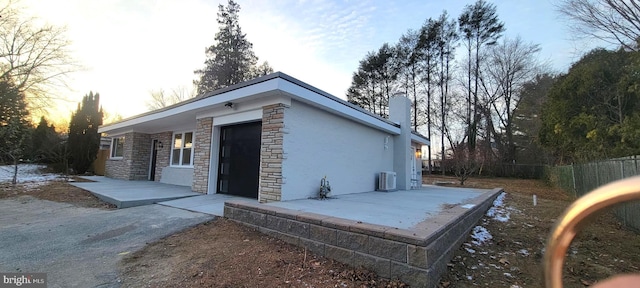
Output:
[12, 156, 18, 185]
[412, 68, 418, 131]
[466, 40, 473, 154]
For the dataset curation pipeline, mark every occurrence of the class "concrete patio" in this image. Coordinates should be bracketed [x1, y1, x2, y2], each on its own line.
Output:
[266, 186, 487, 229]
[224, 186, 503, 287]
[70, 177, 492, 226]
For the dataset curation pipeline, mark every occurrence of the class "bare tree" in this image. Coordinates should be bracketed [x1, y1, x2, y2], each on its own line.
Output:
[0, 2, 77, 110]
[558, 0, 640, 51]
[435, 12, 458, 175]
[146, 86, 196, 111]
[459, 0, 505, 155]
[450, 143, 478, 185]
[479, 37, 543, 162]
[102, 110, 123, 125]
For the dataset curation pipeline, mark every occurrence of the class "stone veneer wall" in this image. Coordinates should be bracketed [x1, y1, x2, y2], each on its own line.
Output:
[193, 117, 213, 193]
[150, 132, 172, 182]
[129, 133, 151, 180]
[105, 137, 129, 180]
[105, 132, 151, 180]
[259, 104, 286, 203]
[224, 189, 503, 288]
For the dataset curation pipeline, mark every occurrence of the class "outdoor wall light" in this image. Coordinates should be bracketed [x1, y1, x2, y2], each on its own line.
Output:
[158, 141, 163, 149]
[415, 149, 422, 159]
[224, 102, 234, 108]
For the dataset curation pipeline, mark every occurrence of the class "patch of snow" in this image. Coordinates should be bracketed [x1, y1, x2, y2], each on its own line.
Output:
[466, 275, 473, 280]
[465, 247, 476, 254]
[461, 204, 475, 209]
[486, 192, 510, 222]
[0, 164, 62, 184]
[518, 249, 530, 256]
[503, 272, 513, 278]
[471, 225, 492, 245]
[493, 192, 506, 206]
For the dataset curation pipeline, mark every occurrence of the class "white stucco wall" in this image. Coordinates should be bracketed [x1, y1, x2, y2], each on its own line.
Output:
[282, 100, 395, 200]
[160, 167, 193, 187]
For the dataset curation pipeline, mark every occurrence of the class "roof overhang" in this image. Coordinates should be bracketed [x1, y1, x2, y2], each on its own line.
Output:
[411, 132, 430, 146]
[99, 72, 402, 136]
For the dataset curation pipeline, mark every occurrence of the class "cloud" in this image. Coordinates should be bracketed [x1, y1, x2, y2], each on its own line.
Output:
[17, 0, 596, 120]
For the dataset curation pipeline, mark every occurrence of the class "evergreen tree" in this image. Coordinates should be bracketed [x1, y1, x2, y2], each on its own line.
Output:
[346, 44, 399, 118]
[396, 29, 424, 130]
[0, 77, 31, 183]
[31, 116, 59, 162]
[194, 0, 272, 94]
[539, 49, 640, 163]
[68, 92, 103, 174]
[347, 51, 382, 116]
[0, 77, 29, 128]
[0, 77, 30, 164]
[512, 74, 556, 164]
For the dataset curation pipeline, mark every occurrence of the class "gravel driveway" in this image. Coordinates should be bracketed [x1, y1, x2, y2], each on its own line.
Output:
[0, 196, 213, 288]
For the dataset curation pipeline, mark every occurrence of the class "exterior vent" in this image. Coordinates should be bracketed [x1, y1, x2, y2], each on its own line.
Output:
[378, 171, 397, 191]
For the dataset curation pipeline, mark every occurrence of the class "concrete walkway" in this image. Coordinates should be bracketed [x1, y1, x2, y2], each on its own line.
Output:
[159, 194, 255, 216]
[71, 176, 200, 208]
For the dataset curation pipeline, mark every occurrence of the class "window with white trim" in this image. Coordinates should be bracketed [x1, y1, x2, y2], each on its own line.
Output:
[110, 137, 124, 159]
[171, 131, 194, 166]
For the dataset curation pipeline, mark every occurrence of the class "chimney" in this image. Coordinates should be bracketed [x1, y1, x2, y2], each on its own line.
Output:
[389, 93, 411, 190]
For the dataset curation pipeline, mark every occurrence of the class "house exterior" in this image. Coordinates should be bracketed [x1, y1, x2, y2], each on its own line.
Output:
[98, 72, 429, 203]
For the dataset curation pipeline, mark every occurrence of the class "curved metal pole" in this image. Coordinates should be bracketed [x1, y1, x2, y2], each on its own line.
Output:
[544, 175, 640, 288]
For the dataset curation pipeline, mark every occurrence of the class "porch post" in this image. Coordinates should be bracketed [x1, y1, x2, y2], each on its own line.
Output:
[193, 117, 213, 193]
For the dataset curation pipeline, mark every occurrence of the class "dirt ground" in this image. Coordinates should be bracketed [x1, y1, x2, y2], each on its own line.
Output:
[119, 219, 408, 288]
[4, 176, 640, 287]
[428, 175, 640, 287]
[0, 178, 116, 209]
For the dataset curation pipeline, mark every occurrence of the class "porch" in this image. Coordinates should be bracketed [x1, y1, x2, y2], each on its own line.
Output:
[71, 176, 200, 209]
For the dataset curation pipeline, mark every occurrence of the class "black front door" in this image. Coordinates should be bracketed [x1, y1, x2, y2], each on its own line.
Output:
[218, 122, 262, 198]
[149, 140, 158, 181]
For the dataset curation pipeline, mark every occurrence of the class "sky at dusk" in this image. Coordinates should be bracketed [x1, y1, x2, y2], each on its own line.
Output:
[20, 0, 605, 121]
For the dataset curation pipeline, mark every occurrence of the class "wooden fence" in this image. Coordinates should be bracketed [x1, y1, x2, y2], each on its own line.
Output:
[92, 149, 109, 176]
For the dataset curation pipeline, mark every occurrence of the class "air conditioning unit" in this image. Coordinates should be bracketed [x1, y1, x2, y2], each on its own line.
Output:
[378, 171, 397, 191]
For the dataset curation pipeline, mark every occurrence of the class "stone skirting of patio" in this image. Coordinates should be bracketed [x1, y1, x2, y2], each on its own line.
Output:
[224, 188, 503, 288]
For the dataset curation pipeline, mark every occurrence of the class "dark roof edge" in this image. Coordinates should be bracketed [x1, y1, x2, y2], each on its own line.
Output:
[411, 131, 431, 143]
[101, 73, 284, 128]
[103, 72, 430, 136]
[273, 72, 400, 128]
